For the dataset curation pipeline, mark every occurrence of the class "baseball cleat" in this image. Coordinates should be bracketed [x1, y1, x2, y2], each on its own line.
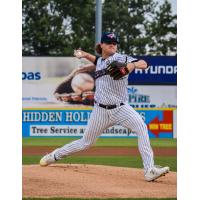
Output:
[145, 165, 170, 182]
[40, 150, 58, 167]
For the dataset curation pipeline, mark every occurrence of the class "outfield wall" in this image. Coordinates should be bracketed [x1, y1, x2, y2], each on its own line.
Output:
[22, 57, 176, 109]
[22, 56, 177, 138]
[22, 108, 176, 138]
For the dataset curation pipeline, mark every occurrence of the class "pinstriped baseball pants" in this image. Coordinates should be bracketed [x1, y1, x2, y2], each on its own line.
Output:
[55, 104, 154, 172]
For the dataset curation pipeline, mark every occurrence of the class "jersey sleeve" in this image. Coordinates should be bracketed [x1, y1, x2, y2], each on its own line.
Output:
[125, 55, 139, 63]
[116, 54, 139, 63]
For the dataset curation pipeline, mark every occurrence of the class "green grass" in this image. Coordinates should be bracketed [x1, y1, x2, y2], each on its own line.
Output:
[22, 138, 177, 147]
[23, 155, 177, 172]
[23, 198, 177, 200]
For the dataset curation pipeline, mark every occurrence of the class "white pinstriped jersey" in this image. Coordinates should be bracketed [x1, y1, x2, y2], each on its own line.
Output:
[54, 54, 155, 173]
[95, 53, 138, 105]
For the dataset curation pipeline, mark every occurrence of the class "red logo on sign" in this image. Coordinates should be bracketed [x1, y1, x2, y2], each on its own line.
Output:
[147, 111, 173, 138]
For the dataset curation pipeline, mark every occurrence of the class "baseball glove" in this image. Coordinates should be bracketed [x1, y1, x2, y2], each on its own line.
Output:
[55, 91, 94, 105]
[106, 61, 129, 80]
[82, 91, 94, 105]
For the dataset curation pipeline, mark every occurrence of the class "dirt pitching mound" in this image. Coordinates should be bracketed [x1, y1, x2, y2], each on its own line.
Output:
[23, 164, 176, 198]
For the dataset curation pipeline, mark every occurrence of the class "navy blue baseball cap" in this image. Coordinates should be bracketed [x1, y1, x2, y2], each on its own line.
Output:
[101, 32, 119, 44]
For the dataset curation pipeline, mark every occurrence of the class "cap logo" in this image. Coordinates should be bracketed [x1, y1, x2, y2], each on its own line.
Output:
[107, 33, 115, 38]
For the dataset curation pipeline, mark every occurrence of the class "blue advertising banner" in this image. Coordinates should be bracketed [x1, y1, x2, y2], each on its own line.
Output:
[128, 56, 177, 85]
[22, 108, 174, 138]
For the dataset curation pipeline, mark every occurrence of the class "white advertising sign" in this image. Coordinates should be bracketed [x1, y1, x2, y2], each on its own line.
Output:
[23, 57, 176, 109]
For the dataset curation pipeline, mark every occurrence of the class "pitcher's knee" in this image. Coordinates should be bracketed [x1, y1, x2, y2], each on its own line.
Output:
[79, 138, 95, 150]
[83, 142, 93, 150]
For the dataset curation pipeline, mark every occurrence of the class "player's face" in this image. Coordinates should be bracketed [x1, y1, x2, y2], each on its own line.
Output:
[101, 41, 118, 56]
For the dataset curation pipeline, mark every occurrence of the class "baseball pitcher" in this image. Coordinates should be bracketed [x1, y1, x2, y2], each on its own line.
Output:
[40, 32, 170, 181]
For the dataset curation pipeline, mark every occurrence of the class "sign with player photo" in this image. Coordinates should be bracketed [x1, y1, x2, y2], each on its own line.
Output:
[22, 57, 95, 108]
[22, 57, 176, 109]
[22, 109, 174, 138]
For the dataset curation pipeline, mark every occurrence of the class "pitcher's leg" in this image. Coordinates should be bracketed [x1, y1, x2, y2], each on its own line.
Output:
[54, 106, 111, 159]
[117, 105, 154, 173]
